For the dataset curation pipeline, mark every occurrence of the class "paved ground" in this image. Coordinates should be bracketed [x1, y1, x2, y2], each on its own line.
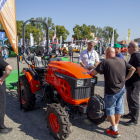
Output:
[1, 52, 140, 140]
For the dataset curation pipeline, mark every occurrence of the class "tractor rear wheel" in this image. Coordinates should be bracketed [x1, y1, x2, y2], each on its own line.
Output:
[46, 103, 71, 140]
[18, 75, 36, 111]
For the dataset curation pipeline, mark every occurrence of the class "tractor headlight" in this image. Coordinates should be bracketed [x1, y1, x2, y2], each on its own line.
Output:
[55, 73, 65, 79]
[91, 78, 96, 84]
[77, 80, 84, 87]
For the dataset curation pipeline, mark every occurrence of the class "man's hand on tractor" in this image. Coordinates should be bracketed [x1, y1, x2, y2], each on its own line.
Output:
[0, 77, 4, 85]
[84, 65, 88, 69]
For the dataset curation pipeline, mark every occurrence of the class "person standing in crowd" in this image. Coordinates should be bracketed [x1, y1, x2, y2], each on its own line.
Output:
[0, 57, 12, 134]
[90, 47, 135, 138]
[20, 46, 24, 61]
[79, 41, 99, 70]
[2, 47, 8, 60]
[122, 41, 140, 126]
[113, 44, 124, 59]
[0, 46, 2, 57]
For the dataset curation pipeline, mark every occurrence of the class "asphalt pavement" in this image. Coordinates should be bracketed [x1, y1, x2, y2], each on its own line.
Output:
[1, 52, 140, 140]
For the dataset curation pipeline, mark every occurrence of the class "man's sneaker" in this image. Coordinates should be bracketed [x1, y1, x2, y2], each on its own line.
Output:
[122, 113, 132, 119]
[106, 126, 120, 138]
[125, 120, 138, 126]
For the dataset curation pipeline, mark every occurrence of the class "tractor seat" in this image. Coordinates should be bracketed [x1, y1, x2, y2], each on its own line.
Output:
[34, 67, 47, 73]
[48, 57, 62, 64]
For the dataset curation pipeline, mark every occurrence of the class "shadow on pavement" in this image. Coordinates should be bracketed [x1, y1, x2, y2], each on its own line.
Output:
[5, 90, 109, 140]
[70, 116, 109, 137]
[5, 90, 55, 140]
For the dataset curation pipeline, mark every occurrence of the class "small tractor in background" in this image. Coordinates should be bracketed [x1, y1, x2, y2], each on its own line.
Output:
[18, 20, 106, 140]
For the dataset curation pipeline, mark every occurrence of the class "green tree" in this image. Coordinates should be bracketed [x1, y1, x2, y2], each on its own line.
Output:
[55, 25, 69, 41]
[96, 27, 102, 39]
[30, 17, 55, 40]
[17, 20, 24, 42]
[102, 26, 119, 43]
[90, 25, 96, 35]
[73, 24, 93, 40]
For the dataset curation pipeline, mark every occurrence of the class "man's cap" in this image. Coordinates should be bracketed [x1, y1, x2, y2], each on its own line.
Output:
[113, 43, 121, 48]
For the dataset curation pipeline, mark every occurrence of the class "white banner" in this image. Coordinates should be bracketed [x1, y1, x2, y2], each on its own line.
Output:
[30, 33, 34, 46]
[72, 37, 73, 44]
[60, 36, 62, 45]
[20, 38, 23, 46]
[54, 27, 56, 39]
[109, 38, 110, 44]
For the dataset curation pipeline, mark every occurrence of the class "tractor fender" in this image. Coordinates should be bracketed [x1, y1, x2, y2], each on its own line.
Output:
[87, 95, 105, 119]
[21, 70, 41, 93]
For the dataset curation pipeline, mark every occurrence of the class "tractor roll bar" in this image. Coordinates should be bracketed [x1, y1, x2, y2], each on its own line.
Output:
[22, 19, 49, 65]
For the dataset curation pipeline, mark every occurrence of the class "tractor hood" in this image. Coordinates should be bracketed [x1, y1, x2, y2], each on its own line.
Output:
[49, 61, 93, 79]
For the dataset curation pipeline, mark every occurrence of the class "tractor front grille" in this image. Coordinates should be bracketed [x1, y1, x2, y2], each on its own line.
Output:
[71, 87, 92, 99]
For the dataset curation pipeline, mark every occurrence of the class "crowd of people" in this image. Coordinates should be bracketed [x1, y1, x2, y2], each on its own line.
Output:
[0, 41, 140, 138]
[0, 46, 8, 60]
[79, 41, 140, 138]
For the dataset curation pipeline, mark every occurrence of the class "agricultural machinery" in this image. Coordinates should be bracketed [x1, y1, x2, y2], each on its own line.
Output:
[17, 20, 106, 140]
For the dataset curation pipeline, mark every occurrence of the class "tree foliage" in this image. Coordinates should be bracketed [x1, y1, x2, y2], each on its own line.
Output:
[102, 26, 119, 43]
[72, 24, 93, 40]
[72, 24, 119, 43]
[56, 25, 69, 41]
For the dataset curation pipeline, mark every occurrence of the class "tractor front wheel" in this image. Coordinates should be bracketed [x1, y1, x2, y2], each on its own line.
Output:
[88, 109, 107, 125]
[46, 103, 71, 140]
[18, 75, 36, 111]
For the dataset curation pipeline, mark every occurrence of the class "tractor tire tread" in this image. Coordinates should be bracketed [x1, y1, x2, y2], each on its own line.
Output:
[18, 75, 36, 111]
[46, 103, 71, 140]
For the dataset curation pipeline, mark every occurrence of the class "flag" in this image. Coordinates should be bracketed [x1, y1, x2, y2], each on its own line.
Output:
[128, 29, 130, 44]
[86, 37, 88, 45]
[60, 36, 62, 45]
[72, 37, 73, 44]
[109, 38, 110, 44]
[20, 38, 23, 46]
[57, 38, 58, 44]
[111, 29, 114, 47]
[30, 33, 34, 46]
[0, 0, 18, 54]
[54, 27, 56, 39]
[52, 36, 54, 44]
[97, 38, 99, 45]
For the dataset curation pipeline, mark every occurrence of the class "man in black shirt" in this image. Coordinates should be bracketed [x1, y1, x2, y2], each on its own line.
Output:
[0, 57, 12, 135]
[90, 47, 135, 138]
[122, 41, 140, 126]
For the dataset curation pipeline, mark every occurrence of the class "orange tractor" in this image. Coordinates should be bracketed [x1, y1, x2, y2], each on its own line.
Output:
[18, 20, 106, 140]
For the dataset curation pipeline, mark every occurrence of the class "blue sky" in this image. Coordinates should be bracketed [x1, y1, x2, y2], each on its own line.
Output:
[15, 0, 140, 41]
